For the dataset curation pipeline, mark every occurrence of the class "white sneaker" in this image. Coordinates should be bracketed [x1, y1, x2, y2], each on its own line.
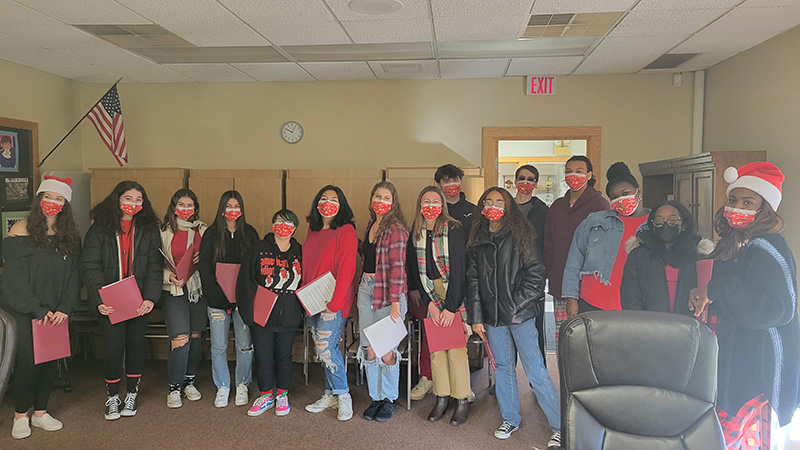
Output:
[167, 390, 182, 408]
[184, 384, 202, 401]
[11, 417, 30, 439]
[214, 387, 229, 408]
[337, 394, 353, 421]
[548, 430, 562, 449]
[305, 393, 339, 413]
[235, 384, 249, 406]
[31, 413, 63, 431]
[410, 376, 432, 401]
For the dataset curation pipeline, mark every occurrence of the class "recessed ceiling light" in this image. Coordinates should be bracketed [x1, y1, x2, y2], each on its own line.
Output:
[348, 0, 403, 15]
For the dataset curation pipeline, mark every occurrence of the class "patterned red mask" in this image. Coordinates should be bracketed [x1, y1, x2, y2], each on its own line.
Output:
[515, 180, 535, 195]
[441, 182, 462, 198]
[421, 204, 442, 220]
[224, 208, 242, 221]
[611, 194, 638, 216]
[371, 199, 392, 216]
[121, 202, 142, 216]
[565, 173, 588, 191]
[723, 206, 757, 229]
[273, 223, 296, 238]
[175, 207, 195, 220]
[318, 200, 339, 218]
[40, 199, 64, 216]
[481, 206, 505, 221]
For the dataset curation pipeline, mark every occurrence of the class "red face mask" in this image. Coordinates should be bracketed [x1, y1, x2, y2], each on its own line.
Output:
[420, 204, 442, 220]
[441, 182, 461, 198]
[371, 199, 392, 216]
[175, 207, 195, 221]
[121, 201, 143, 216]
[481, 206, 505, 221]
[273, 223, 296, 238]
[723, 206, 757, 229]
[515, 180, 535, 195]
[565, 173, 588, 191]
[40, 199, 64, 216]
[611, 194, 638, 216]
[318, 200, 339, 218]
[224, 208, 242, 221]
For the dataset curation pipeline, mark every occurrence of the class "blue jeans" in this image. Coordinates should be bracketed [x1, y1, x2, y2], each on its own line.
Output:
[207, 307, 252, 389]
[308, 309, 349, 396]
[486, 318, 561, 430]
[357, 276, 407, 401]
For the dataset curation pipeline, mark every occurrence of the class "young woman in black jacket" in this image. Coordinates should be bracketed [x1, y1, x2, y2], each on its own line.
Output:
[237, 209, 303, 418]
[621, 201, 714, 315]
[3, 176, 81, 439]
[198, 190, 259, 409]
[81, 180, 162, 421]
[465, 187, 560, 448]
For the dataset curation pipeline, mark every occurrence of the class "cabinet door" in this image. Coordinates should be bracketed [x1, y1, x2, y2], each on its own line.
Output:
[694, 170, 715, 239]
[675, 172, 693, 210]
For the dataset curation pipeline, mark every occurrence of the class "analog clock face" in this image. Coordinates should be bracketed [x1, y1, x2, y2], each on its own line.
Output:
[281, 121, 303, 144]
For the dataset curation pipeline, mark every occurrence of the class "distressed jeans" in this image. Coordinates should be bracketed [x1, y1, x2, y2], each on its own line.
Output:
[485, 318, 561, 430]
[308, 309, 349, 395]
[207, 307, 252, 389]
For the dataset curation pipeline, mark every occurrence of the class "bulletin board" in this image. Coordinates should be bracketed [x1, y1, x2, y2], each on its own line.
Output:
[0, 116, 38, 266]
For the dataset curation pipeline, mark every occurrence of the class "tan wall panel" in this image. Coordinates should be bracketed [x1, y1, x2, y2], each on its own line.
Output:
[386, 167, 483, 227]
[188, 176, 234, 226]
[89, 168, 187, 216]
[234, 175, 282, 238]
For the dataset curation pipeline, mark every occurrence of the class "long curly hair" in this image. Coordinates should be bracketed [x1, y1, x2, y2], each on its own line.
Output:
[26, 192, 81, 255]
[368, 181, 407, 236]
[410, 186, 460, 240]
[306, 185, 355, 232]
[90, 180, 160, 233]
[468, 187, 536, 259]
[710, 200, 785, 261]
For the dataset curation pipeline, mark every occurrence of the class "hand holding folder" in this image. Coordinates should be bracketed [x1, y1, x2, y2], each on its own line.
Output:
[32, 318, 71, 364]
[161, 242, 198, 284]
[424, 314, 467, 353]
[475, 329, 497, 372]
[296, 271, 336, 316]
[253, 287, 279, 327]
[216, 263, 241, 303]
[99, 276, 145, 324]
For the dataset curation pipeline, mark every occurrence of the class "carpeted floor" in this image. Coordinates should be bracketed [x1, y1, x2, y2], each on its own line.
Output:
[0, 354, 560, 450]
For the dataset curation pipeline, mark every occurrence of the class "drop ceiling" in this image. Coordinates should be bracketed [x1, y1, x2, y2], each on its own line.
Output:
[0, 0, 798, 83]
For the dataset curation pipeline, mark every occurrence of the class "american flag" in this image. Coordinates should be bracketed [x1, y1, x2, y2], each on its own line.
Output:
[87, 85, 127, 166]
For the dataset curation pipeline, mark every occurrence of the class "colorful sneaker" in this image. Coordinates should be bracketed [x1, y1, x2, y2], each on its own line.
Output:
[120, 392, 138, 417]
[184, 384, 202, 401]
[247, 394, 274, 417]
[235, 383, 249, 406]
[104, 395, 121, 420]
[214, 387, 229, 408]
[276, 393, 290, 416]
[494, 421, 519, 439]
[167, 390, 182, 409]
[305, 392, 338, 413]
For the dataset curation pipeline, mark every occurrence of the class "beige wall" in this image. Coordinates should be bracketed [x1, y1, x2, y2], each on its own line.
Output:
[0, 59, 83, 172]
[705, 25, 800, 251]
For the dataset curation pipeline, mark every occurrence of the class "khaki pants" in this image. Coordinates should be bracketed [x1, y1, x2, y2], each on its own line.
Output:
[429, 279, 471, 399]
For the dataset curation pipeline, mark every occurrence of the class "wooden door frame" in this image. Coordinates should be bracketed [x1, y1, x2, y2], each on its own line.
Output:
[0, 116, 40, 190]
[482, 126, 601, 191]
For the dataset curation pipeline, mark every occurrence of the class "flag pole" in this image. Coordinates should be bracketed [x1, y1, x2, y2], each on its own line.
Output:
[37, 77, 123, 168]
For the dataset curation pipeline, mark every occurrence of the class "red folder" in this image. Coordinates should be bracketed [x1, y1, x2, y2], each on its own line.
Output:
[253, 287, 279, 327]
[99, 276, 144, 324]
[696, 259, 714, 323]
[424, 315, 467, 353]
[216, 263, 241, 303]
[476, 329, 498, 372]
[160, 242, 198, 282]
[32, 319, 71, 364]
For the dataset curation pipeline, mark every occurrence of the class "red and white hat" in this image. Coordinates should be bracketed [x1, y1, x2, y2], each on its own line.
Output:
[36, 174, 73, 202]
[724, 162, 783, 210]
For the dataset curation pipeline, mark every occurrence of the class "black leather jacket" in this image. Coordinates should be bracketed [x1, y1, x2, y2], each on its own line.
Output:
[466, 226, 546, 327]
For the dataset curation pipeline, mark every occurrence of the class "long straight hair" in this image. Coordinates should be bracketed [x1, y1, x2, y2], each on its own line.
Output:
[710, 200, 785, 261]
[411, 186, 460, 240]
[161, 188, 200, 233]
[27, 192, 81, 255]
[209, 190, 256, 263]
[368, 181, 407, 236]
[90, 180, 160, 233]
[468, 187, 536, 259]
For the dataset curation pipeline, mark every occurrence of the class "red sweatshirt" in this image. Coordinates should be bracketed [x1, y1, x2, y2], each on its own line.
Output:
[302, 224, 358, 317]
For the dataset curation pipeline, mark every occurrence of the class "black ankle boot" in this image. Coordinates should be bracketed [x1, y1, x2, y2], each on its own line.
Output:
[427, 396, 449, 422]
[450, 398, 469, 426]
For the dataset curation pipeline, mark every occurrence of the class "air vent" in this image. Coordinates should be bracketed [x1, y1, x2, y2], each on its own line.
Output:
[528, 14, 574, 26]
[643, 53, 698, 70]
[380, 63, 423, 74]
[73, 24, 193, 47]
[524, 12, 622, 38]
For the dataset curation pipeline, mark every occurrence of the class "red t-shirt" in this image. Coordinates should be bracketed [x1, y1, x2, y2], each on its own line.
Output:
[119, 219, 134, 278]
[171, 230, 189, 267]
[580, 215, 647, 310]
[665, 265, 680, 313]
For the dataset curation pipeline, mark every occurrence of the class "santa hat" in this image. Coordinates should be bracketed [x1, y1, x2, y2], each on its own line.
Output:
[36, 174, 73, 202]
[724, 162, 783, 210]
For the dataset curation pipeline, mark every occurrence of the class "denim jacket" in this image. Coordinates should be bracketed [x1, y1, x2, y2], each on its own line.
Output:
[561, 210, 627, 299]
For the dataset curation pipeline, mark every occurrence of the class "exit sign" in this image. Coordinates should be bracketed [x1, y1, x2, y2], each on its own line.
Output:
[526, 75, 556, 96]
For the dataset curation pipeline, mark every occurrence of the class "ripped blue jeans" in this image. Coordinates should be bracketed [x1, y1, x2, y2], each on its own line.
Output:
[207, 307, 252, 389]
[308, 309, 349, 396]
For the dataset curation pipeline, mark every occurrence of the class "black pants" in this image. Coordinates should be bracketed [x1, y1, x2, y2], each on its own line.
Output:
[12, 313, 58, 413]
[252, 326, 294, 392]
[578, 298, 602, 314]
[535, 310, 546, 367]
[162, 293, 207, 386]
[98, 313, 149, 393]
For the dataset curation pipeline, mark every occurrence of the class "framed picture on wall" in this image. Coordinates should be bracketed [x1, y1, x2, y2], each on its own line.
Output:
[2, 210, 29, 238]
[0, 130, 19, 172]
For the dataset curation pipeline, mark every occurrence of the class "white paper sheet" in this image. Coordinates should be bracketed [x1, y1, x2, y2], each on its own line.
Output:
[296, 271, 336, 316]
[362, 314, 408, 357]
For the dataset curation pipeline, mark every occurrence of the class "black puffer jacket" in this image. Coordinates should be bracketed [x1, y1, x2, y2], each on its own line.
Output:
[81, 221, 163, 313]
[465, 226, 546, 327]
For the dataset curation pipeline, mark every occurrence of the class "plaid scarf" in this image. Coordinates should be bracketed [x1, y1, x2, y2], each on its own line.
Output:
[415, 222, 450, 311]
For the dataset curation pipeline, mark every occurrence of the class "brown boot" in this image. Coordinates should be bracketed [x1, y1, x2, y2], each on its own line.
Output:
[449, 398, 469, 426]
[427, 396, 449, 422]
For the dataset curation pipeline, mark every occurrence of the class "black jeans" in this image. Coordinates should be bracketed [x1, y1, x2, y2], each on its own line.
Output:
[251, 326, 294, 392]
[12, 313, 58, 413]
[162, 292, 207, 386]
[578, 298, 603, 314]
[98, 313, 149, 393]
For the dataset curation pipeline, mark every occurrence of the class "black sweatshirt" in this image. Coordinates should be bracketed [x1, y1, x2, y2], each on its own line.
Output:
[406, 224, 467, 313]
[198, 223, 259, 310]
[2, 236, 81, 320]
[447, 192, 477, 234]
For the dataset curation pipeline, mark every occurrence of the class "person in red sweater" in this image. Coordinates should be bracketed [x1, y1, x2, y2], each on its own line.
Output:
[302, 185, 358, 421]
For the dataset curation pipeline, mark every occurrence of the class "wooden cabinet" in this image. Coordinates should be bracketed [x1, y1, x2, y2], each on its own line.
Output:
[640, 151, 766, 238]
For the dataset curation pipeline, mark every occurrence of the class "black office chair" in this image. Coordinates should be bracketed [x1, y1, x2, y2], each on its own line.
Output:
[558, 310, 724, 449]
[0, 308, 18, 408]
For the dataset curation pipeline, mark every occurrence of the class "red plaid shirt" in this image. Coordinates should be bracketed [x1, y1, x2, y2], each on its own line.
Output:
[365, 220, 408, 309]
[718, 394, 769, 449]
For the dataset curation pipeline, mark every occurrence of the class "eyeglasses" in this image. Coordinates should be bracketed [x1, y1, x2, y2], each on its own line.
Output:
[483, 199, 505, 207]
[652, 218, 682, 227]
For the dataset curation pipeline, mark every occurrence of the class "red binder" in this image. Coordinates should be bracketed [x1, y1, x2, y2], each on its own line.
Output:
[32, 319, 71, 364]
[216, 263, 241, 303]
[424, 315, 467, 353]
[253, 287, 279, 327]
[99, 276, 144, 324]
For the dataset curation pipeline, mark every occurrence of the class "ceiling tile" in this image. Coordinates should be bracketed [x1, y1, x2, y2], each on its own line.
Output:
[231, 62, 316, 81]
[0, 24, 110, 49]
[741, 0, 800, 6]
[675, 51, 739, 70]
[163, 64, 256, 82]
[531, 0, 638, 14]
[506, 56, 583, 75]
[252, 21, 352, 46]
[574, 34, 688, 74]
[435, 16, 527, 41]
[440, 58, 509, 78]
[672, 30, 781, 52]
[611, 9, 726, 36]
[0, 0, 60, 26]
[368, 60, 438, 79]
[56, 40, 193, 82]
[75, 72, 131, 83]
[219, 0, 336, 23]
[0, 34, 105, 78]
[299, 62, 376, 80]
[633, 0, 741, 10]
[342, 18, 432, 43]
[432, 0, 534, 17]
[167, 24, 269, 46]
[12, 0, 151, 25]
[325, 0, 429, 20]
[701, 6, 800, 33]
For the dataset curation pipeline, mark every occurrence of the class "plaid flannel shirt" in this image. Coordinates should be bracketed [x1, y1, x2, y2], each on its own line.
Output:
[369, 220, 408, 309]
